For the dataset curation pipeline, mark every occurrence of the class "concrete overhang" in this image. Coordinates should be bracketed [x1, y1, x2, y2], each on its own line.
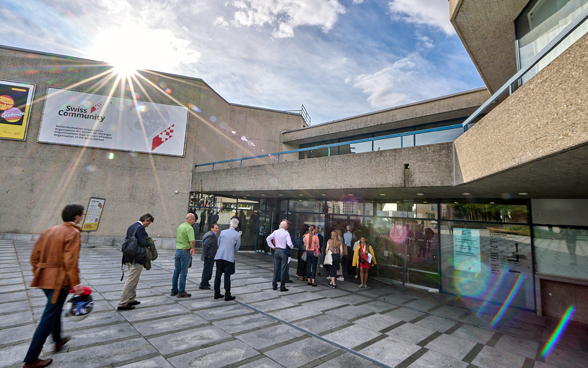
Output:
[281, 88, 489, 145]
[450, 0, 529, 93]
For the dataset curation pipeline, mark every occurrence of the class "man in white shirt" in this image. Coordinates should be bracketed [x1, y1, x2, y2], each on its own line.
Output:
[266, 220, 294, 292]
[343, 226, 353, 277]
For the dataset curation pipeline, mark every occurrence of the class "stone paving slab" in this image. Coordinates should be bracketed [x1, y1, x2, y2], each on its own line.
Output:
[1, 241, 586, 368]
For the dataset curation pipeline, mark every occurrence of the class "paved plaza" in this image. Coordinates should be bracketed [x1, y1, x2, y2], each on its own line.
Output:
[1, 239, 587, 368]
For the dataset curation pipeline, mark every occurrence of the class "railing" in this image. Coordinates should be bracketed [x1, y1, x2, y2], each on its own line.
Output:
[197, 123, 463, 170]
[300, 104, 311, 126]
[461, 5, 588, 131]
[197, 7, 588, 171]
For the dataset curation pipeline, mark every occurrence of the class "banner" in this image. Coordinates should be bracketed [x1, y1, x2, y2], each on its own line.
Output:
[0, 81, 35, 141]
[453, 228, 481, 273]
[82, 197, 106, 232]
[39, 88, 188, 156]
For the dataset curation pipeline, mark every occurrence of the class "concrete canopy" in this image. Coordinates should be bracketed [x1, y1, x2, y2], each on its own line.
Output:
[450, 0, 529, 93]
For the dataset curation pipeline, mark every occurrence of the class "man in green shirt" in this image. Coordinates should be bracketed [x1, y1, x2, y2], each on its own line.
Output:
[171, 213, 196, 298]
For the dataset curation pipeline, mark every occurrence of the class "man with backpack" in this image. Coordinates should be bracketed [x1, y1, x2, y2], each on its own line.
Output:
[118, 213, 154, 311]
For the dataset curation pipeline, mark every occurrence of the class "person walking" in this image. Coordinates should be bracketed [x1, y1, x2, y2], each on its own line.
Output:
[295, 225, 308, 281]
[327, 231, 344, 288]
[214, 218, 241, 301]
[118, 213, 154, 310]
[305, 226, 320, 287]
[199, 209, 207, 233]
[23, 204, 85, 368]
[171, 213, 196, 298]
[353, 236, 377, 288]
[343, 225, 353, 274]
[266, 220, 294, 292]
[199, 223, 219, 289]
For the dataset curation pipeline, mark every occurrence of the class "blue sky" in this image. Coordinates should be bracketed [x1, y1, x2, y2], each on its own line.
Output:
[0, 0, 484, 124]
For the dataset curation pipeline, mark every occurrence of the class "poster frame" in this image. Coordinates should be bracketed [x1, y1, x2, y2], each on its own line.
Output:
[37, 86, 188, 157]
[0, 80, 36, 141]
[82, 197, 106, 232]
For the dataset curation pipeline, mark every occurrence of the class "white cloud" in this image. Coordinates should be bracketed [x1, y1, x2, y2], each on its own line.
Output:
[352, 0, 363, 4]
[351, 53, 454, 109]
[214, 16, 230, 28]
[229, 0, 346, 38]
[418, 35, 434, 48]
[388, 0, 454, 35]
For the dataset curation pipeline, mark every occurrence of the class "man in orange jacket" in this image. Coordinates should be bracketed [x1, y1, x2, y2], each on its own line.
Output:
[23, 204, 85, 368]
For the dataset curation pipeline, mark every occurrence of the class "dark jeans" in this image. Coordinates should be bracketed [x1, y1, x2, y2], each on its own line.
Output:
[330, 253, 341, 278]
[214, 259, 235, 296]
[273, 249, 289, 289]
[200, 257, 214, 288]
[24, 288, 68, 364]
[306, 251, 318, 280]
[172, 249, 191, 294]
[341, 255, 347, 276]
[199, 221, 205, 232]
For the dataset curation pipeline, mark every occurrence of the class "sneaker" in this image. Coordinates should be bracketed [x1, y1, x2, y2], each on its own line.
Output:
[177, 292, 192, 298]
[355, 275, 358, 279]
[358, 284, 363, 288]
[337, 277, 344, 281]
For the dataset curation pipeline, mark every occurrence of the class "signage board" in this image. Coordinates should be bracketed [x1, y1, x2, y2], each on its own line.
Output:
[82, 197, 106, 232]
[453, 228, 481, 273]
[39, 88, 188, 156]
[0, 80, 35, 141]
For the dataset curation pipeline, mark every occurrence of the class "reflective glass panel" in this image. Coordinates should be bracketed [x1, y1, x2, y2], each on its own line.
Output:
[534, 225, 588, 280]
[289, 200, 321, 213]
[439, 221, 534, 311]
[440, 203, 529, 223]
[374, 137, 401, 151]
[415, 128, 463, 146]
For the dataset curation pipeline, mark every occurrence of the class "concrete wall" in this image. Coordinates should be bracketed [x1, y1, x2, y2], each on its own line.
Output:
[454, 31, 588, 184]
[281, 89, 489, 145]
[193, 142, 454, 193]
[0, 47, 302, 237]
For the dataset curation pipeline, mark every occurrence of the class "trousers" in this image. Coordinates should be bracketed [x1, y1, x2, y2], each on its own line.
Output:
[272, 248, 288, 289]
[119, 263, 143, 307]
[200, 257, 214, 287]
[214, 259, 235, 296]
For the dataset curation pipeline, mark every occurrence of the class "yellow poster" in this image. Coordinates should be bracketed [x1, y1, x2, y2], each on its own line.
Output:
[0, 81, 35, 141]
[82, 197, 106, 232]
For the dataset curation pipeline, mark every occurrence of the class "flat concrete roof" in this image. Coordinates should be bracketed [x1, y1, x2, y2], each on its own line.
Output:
[450, 0, 528, 93]
[281, 88, 489, 145]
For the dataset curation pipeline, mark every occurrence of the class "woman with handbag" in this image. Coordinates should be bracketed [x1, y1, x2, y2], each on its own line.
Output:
[305, 226, 320, 287]
[326, 231, 343, 288]
[352, 236, 377, 288]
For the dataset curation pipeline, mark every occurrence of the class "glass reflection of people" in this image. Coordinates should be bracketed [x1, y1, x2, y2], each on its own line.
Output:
[353, 236, 377, 288]
[258, 222, 268, 253]
[425, 226, 435, 255]
[416, 224, 426, 258]
[295, 225, 308, 281]
[561, 227, 578, 265]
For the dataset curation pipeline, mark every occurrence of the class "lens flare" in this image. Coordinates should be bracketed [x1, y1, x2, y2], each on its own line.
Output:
[129, 151, 138, 157]
[188, 104, 201, 113]
[389, 224, 408, 243]
[476, 268, 509, 316]
[541, 306, 575, 358]
[241, 136, 248, 141]
[159, 81, 167, 89]
[85, 164, 97, 172]
[453, 262, 491, 297]
[490, 274, 524, 327]
[210, 116, 217, 123]
[231, 130, 236, 134]
[107, 152, 115, 160]
[165, 88, 172, 94]
[501, 193, 513, 200]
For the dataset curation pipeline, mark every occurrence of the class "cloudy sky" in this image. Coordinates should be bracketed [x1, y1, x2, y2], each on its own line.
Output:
[0, 0, 484, 124]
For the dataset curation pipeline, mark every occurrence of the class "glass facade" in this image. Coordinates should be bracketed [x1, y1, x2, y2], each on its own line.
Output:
[516, 0, 588, 83]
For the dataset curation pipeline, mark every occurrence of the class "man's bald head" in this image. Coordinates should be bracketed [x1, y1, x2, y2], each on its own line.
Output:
[186, 213, 196, 225]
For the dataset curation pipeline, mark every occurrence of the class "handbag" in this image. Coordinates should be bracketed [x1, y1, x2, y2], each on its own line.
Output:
[301, 251, 307, 261]
[324, 250, 333, 265]
[359, 257, 366, 264]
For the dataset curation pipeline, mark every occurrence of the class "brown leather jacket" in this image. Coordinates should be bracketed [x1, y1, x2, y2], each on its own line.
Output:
[30, 222, 82, 303]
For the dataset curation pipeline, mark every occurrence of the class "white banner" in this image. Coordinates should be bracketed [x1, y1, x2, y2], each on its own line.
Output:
[39, 88, 188, 156]
[453, 228, 481, 273]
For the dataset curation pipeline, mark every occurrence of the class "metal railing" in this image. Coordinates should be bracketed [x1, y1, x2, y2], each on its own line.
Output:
[197, 7, 588, 171]
[197, 123, 463, 170]
[462, 5, 588, 131]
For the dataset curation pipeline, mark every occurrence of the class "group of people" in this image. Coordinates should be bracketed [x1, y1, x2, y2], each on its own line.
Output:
[21, 205, 376, 368]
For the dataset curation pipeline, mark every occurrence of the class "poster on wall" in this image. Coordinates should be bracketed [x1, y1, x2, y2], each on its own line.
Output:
[0, 80, 35, 141]
[453, 228, 481, 273]
[82, 197, 106, 232]
[38, 88, 188, 156]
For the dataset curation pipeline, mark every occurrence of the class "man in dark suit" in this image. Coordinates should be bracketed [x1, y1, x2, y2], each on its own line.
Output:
[118, 213, 154, 310]
[199, 223, 219, 289]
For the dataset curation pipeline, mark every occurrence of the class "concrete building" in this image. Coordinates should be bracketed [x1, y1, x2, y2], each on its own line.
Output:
[2, 0, 588, 323]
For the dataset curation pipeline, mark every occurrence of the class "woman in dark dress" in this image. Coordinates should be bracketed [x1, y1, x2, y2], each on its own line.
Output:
[296, 225, 308, 280]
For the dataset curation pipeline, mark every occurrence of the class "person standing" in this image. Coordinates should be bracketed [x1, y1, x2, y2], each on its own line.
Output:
[118, 213, 154, 310]
[316, 227, 324, 276]
[199, 209, 207, 233]
[343, 226, 353, 274]
[23, 204, 85, 368]
[327, 231, 344, 288]
[353, 236, 377, 288]
[296, 225, 308, 281]
[266, 220, 294, 292]
[171, 213, 196, 298]
[305, 226, 320, 287]
[199, 223, 219, 289]
[214, 218, 241, 301]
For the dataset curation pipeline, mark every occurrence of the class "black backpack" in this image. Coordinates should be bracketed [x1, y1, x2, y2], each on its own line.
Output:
[121, 225, 146, 265]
